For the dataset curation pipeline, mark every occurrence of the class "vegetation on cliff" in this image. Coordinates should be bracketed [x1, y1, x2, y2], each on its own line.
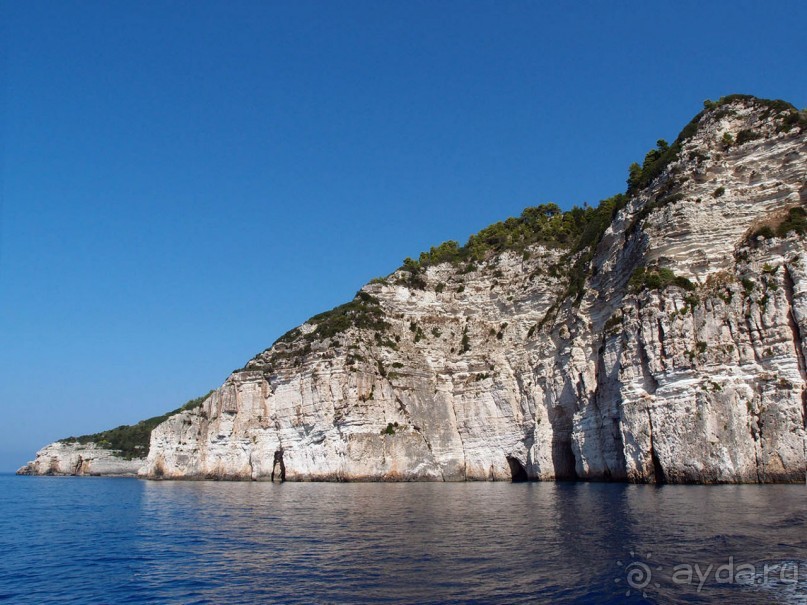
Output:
[391, 194, 629, 306]
[30, 94, 807, 479]
[262, 95, 806, 352]
[397, 197, 628, 276]
[59, 392, 213, 459]
[255, 95, 803, 356]
[627, 94, 804, 194]
[748, 206, 807, 245]
[628, 266, 696, 292]
[305, 291, 389, 340]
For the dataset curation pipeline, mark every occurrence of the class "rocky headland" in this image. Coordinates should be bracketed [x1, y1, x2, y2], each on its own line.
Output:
[19, 95, 807, 483]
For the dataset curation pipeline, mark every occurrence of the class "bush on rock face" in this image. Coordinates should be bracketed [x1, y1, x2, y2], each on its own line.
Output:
[629, 267, 695, 292]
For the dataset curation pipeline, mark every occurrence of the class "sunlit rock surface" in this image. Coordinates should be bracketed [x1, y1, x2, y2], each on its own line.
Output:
[17, 442, 143, 477]
[22, 97, 807, 483]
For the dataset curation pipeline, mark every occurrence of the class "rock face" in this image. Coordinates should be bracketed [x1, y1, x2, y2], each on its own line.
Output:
[21, 96, 807, 483]
[17, 442, 143, 477]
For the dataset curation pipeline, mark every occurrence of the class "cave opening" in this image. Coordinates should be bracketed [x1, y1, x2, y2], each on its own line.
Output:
[650, 444, 667, 485]
[552, 439, 579, 481]
[271, 449, 286, 482]
[506, 456, 529, 482]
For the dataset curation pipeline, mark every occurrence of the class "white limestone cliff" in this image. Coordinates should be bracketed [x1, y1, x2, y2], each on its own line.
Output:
[21, 96, 807, 483]
[17, 442, 143, 477]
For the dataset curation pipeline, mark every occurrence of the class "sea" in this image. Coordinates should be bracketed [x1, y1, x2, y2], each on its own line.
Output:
[0, 474, 804, 604]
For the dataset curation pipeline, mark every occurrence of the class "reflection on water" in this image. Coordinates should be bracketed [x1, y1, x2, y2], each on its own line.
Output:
[1, 477, 804, 604]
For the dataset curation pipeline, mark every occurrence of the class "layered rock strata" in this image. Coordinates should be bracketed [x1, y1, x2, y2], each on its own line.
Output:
[17, 442, 143, 477]
[21, 96, 807, 483]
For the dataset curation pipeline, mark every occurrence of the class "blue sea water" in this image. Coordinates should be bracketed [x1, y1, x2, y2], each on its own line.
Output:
[0, 475, 804, 604]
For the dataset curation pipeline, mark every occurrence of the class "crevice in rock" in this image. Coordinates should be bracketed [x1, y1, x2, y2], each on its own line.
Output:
[271, 449, 285, 482]
[73, 456, 83, 476]
[656, 317, 667, 361]
[647, 410, 666, 484]
[591, 334, 627, 480]
[417, 429, 444, 481]
[725, 315, 740, 359]
[751, 413, 763, 483]
[783, 266, 807, 431]
[743, 300, 763, 365]
[637, 334, 659, 394]
[552, 436, 578, 480]
[402, 395, 444, 481]
[548, 403, 578, 480]
[506, 456, 528, 482]
[446, 393, 468, 480]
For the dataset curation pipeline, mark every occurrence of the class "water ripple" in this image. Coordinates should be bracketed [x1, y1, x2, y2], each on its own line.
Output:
[0, 477, 804, 603]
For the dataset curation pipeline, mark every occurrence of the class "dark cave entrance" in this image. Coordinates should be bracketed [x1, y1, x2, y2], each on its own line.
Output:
[271, 449, 286, 482]
[650, 444, 666, 485]
[506, 456, 529, 482]
[552, 439, 579, 481]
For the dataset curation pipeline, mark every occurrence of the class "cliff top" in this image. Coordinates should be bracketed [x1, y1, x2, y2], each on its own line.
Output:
[245, 94, 806, 363]
[53, 94, 807, 462]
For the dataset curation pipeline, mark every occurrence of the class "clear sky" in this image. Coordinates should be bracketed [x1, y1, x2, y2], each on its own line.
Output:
[1, 1, 805, 471]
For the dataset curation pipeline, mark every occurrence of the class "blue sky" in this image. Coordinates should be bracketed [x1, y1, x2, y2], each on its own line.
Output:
[1, 1, 805, 471]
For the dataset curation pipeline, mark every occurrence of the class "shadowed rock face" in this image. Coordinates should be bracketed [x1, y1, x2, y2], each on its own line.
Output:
[21, 97, 807, 483]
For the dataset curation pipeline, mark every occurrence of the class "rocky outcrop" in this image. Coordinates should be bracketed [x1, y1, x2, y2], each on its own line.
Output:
[22, 96, 807, 483]
[17, 442, 143, 477]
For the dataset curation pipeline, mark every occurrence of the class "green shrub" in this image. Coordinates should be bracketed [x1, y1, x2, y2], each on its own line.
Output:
[274, 327, 302, 345]
[418, 240, 463, 266]
[713, 186, 726, 198]
[684, 294, 700, 311]
[399, 197, 627, 276]
[626, 129, 693, 192]
[373, 331, 397, 349]
[753, 225, 775, 240]
[604, 314, 622, 332]
[775, 207, 807, 237]
[776, 110, 807, 133]
[747, 207, 807, 246]
[627, 95, 798, 194]
[394, 192, 629, 305]
[306, 291, 389, 341]
[673, 276, 697, 291]
[629, 267, 695, 292]
[735, 129, 761, 146]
